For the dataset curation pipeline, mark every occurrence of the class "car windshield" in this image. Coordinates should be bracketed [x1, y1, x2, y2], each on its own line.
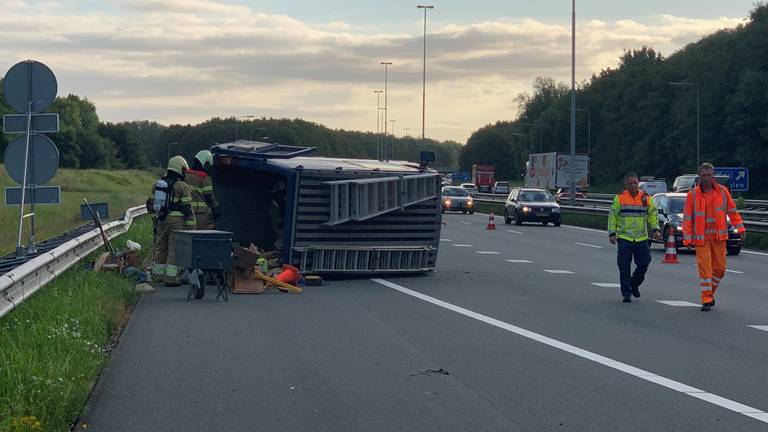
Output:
[496, 182, 509, 187]
[462, 185, 477, 190]
[519, 191, 554, 202]
[443, 188, 470, 197]
[668, 197, 685, 214]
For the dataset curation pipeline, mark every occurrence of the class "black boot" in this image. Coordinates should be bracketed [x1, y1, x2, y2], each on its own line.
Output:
[622, 297, 632, 303]
[631, 284, 641, 298]
[700, 302, 713, 312]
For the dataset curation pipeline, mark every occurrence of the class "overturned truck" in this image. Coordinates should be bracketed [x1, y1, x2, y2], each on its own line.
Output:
[212, 141, 443, 274]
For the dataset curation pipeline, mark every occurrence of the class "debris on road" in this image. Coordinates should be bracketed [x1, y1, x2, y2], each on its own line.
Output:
[409, 368, 450, 377]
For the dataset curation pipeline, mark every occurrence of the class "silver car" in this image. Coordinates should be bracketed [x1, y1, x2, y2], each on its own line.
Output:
[442, 186, 475, 214]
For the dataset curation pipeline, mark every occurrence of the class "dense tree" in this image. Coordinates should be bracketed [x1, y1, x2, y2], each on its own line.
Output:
[462, 4, 768, 194]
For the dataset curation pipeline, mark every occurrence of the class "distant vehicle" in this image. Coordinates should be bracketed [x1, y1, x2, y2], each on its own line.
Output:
[639, 179, 667, 195]
[673, 174, 731, 192]
[554, 187, 585, 202]
[471, 164, 495, 192]
[441, 186, 474, 214]
[492, 181, 510, 195]
[460, 183, 479, 195]
[504, 187, 561, 226]
[525, 152, 589, 190]
[651, 192, 742, 255]
[441, 176, 451, 186]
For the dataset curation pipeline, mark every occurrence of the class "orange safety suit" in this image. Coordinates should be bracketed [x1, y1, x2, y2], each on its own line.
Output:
[682, 183, 745, 304]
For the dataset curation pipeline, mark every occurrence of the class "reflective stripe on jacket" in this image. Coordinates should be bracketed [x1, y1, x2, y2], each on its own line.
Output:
[185, 169, 218, 215]
[607, 190, 659, 242]
[682, 183, 745, 246]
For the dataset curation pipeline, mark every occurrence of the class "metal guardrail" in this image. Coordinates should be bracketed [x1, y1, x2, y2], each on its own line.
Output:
[472, 196, 768, 234]
[0, 205, 147, 320]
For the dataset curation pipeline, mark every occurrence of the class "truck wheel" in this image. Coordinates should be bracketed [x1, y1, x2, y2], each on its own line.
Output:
[727, 247, 741, 256]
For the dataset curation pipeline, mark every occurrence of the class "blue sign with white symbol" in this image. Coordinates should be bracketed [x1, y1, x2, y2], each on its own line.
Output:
[455, 171, 471, 183]
[715, 167, 748, 192]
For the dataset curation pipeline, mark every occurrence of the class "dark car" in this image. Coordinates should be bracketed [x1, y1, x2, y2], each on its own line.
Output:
[651, 193, 743, 255]
[504, 188, 561, 226]
[442, 186, 475, 214]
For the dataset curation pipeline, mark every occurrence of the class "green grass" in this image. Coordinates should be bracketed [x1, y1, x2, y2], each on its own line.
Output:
[0, 216, 154, 432]
[0, 165, 156, 255]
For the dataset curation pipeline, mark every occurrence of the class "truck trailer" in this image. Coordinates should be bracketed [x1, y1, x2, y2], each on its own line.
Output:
[212, 140, 443, 275]
[525, 152, 589, 190]
[471, 164, 495, 192]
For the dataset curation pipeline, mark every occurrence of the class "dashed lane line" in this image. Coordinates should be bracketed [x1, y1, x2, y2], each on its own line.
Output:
[656, 301, 700, 307]
[440, 238, 452, 242]
[459, 221, 472, 225]
[542, 269, 575, 274]
[506, 259, 534, 263]
[747, 325, 768, 333]
[371, 278, 768, 426]
[476, 251, 500, 255]
[591, 283, 620, 288]
[453, 244, 474, 247]
[562, 225, 606, 234]
[505, 229, 522, 234]
[577, 242, 604, 249]
[726, 269, 744, 274]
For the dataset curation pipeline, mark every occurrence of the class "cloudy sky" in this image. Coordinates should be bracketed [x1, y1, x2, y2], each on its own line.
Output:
[0, 0, 756, 142]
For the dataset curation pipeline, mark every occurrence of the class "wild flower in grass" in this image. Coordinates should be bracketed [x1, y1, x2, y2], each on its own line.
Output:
[10, 415, 43, 431]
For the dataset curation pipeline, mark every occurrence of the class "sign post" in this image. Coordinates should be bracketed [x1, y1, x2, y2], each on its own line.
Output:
[3, 60, 60, 256]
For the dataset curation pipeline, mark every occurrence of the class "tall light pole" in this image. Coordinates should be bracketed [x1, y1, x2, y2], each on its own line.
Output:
[403, 128, 410, 160]
[418, 5, 434, 153]
[389, 119, 397, 160]
[235, 115, 256, 141]
[576, 108, 591, 155]
[166, 141, 178, 162]
[380, 62, 392, 160]
[374, 90, 383, 160]
[669, 81, 700, 168]
[569, 0, 577, 206]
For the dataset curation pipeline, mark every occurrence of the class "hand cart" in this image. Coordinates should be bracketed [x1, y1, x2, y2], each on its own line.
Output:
[170, 230, 233, 302]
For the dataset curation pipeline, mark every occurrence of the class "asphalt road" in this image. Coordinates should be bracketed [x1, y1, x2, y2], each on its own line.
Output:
[79, 212, 768, 431]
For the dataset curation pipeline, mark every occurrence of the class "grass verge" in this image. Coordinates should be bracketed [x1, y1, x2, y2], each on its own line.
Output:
[0, 216, 153, 432]
[0, 165, 156, 255]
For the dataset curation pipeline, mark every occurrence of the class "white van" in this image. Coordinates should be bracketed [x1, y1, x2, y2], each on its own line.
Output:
[639, 180, 667, 195]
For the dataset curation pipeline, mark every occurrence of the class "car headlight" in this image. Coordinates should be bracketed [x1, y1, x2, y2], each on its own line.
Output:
[467, 200, 473, 206]
[444, 199, 451, 205]
[522, 206, 531, 213]
[676, 226, 683, 231]
[551, 207, 560, 213]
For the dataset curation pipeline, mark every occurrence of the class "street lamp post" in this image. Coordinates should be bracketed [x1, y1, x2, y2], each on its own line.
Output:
[166, 142, 178, 163]
[669, 82, 700, 167]
[380, 62, 392, 161]
[374, 90, 383, 160]
[235, 115, 256, 141]
[569, 0, 577, 206]
[576, 108, 591, 155]
[417, 5, 434, 153]
[403, 128, 410, 160]
[389, 119, 397, 160]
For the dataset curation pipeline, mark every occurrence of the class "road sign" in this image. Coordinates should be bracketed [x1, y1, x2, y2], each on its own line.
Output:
[3, 60, 58, 113]
[455, 171, 471, 183]
[3, 134, 60, 185]
[5, 186, 61, 206]
[715, 167, 749, 192]
[3, 113, 59, 133]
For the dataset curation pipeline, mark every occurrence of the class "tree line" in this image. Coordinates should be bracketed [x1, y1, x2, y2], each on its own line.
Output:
[0, 87, 461, 172]
[461, 4, 768, 195]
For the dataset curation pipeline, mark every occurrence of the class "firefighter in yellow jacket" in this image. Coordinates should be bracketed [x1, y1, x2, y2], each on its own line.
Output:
[147, 156, 196, 284]
[185, 150, 220, 230]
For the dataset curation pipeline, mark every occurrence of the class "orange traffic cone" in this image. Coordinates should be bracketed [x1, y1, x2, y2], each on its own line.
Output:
[662, 226, 679, 264]
[486, 212, 496, 230]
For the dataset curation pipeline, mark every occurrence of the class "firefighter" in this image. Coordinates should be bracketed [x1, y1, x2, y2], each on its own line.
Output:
[147, 156, 196, 284]
[682, 163, 745, 312]
[608, 173, 662, 303]
[185, 149, 220, 230]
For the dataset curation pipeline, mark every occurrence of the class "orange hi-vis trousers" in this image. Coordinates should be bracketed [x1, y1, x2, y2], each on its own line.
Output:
[696, 239, 727, 304]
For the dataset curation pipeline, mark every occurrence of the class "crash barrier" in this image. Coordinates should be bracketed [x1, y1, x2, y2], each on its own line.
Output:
[0, 205, 147, 320]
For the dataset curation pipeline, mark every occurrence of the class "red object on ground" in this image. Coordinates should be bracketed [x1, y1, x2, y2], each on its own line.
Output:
[663, 226, 679, 264]
[276, 264, 300, 285]
[487, 212, 496, 230]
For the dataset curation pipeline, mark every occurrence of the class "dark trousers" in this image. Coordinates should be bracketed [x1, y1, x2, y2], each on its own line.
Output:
[617, 239, 651, 298]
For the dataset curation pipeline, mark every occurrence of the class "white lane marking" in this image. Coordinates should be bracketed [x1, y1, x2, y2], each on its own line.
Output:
[744, 250, 768, 257]
[506, 259, 533, 263]
[542, 269, 574, 274]
[476, 251, 500, 255]
[577, 242, 604, 249]
[460, 221, 472, 225]
[748, 325, 768, 332]
[726, 269, 744, 274]
[563, 225, 605, 234]
[370, 278, 768, 425]
[440, 238, 452, 242]
[656, 300, 700, 307]
[505, 229, 522, 234]
[453, 244, 473, 247]
[591, 283, 620, 288]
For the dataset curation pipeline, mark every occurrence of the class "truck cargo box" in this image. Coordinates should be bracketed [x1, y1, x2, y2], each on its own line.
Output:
[211, 141, 443, 275]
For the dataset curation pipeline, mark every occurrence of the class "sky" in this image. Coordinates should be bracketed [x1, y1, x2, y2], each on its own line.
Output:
[0, 0, 757, 142]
